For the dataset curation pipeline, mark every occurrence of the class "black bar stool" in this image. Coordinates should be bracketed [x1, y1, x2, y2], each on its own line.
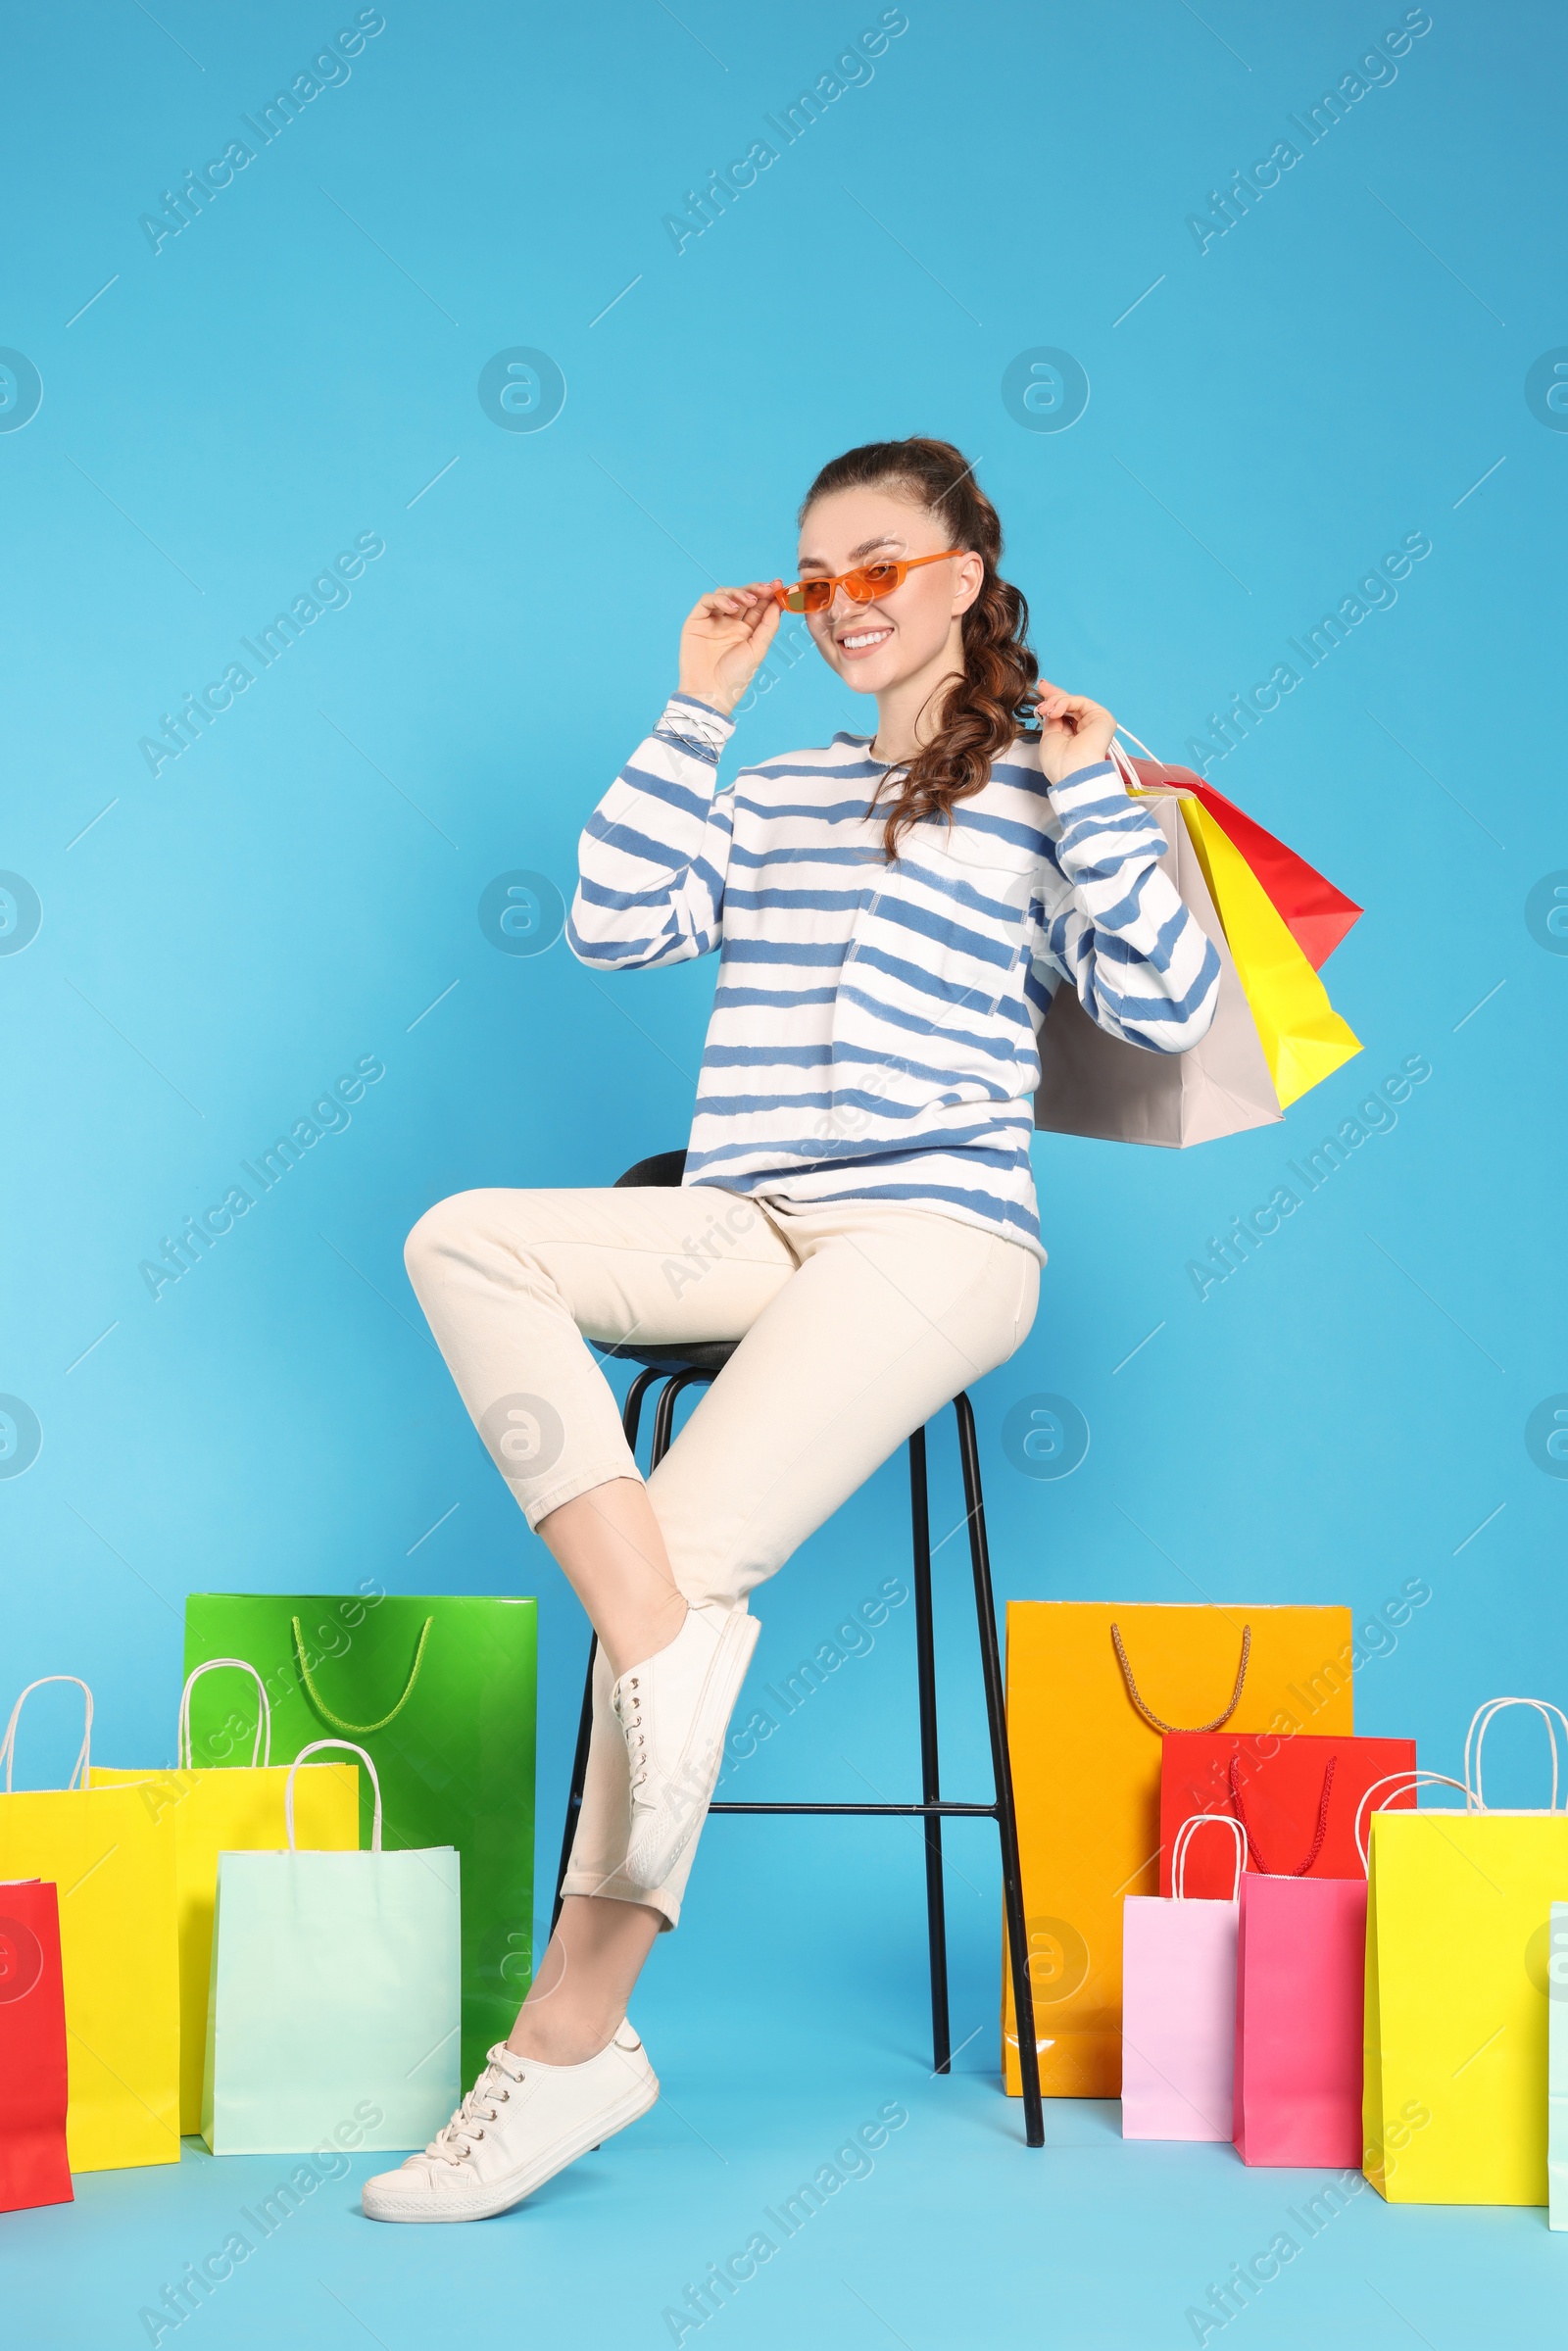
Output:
[550, 1151, 1045, 2148]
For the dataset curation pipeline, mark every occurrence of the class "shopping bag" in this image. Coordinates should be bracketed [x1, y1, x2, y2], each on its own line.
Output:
[1548, 1900, 1568, 2229]
[1034, 786, 1284, 1147]
[205, 1739, 461, 2156]
[1352, 1767, 1474, 2195]
[1175, 793, 1361, 1108]
[90, 1659, 360, 2131]
[0, 1880, 73, 2212]
[1122, 1815, 1245, 2141]
[0, 1679, 178, 2172]
[184, 1592, 536, 2082]
[1233, 1870, 1367, 2166]
[1119, 734, 1362, 971]
[1004, 1601, 1353, 2097]
[1364, 1700, 1568, 2205]
[1158, 1731, 1416, 1898]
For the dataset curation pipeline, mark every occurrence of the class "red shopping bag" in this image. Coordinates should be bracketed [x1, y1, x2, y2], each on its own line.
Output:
[1120, 736, 1362, 970]
[1158, 1732, 1416, 1900]
[0, 1880, 73, 2212]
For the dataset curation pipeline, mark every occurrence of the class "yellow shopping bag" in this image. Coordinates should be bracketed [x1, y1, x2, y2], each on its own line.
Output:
[1177, 797, 1361, 1107]
[1364, 1698, 1568, 2205]
[0, 1678, 178, 2172]
[91, 1659, 359, 2132]
[1004, 1601, 1353, 2097]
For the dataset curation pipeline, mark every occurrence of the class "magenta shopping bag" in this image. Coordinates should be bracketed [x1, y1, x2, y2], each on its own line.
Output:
[1122, 1815, 1246, 2141]
[1232, 1869, 1366, 2166]
[1231, 1770, 1470, 2171]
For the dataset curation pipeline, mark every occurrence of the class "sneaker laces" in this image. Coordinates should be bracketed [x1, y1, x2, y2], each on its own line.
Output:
[425, 2045, 525, 2166]
[614, 1673, 650, 1797]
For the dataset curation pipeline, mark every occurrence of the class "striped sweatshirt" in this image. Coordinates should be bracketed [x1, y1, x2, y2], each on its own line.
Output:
[568, 694, 1221, 1258]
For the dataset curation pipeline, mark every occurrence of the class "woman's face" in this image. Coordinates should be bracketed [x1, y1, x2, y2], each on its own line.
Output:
[795, 483, 984, 697]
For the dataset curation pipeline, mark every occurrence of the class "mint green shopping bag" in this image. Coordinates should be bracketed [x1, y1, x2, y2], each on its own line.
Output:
[204, 1741, 461, 2156]
[184, 1592, 535, 2081]
[1550, 1902, 1568, 2229]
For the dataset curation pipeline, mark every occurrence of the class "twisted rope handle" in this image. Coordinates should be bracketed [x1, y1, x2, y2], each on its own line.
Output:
[1111, 1622, 1251, 1737]
[290, 1614, 433, 1736]
[1227, 1750, 1336, 1876]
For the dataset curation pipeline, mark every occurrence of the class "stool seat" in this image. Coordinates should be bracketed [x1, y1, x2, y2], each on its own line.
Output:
[592, 1150, 739, 1378]
[562, 1151, 1046, 2147]
[596, 1336, 738, 1375]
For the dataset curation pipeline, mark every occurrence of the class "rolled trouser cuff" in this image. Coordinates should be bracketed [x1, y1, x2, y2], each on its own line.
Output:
[520, 1457, 645, 1531]
[560, 1867, 680, 1933]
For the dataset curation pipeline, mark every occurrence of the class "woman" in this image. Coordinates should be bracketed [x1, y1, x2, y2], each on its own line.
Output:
[364, 437, 1220, 2223]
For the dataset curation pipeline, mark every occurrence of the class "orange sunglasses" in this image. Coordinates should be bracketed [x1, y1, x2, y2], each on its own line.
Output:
[773, 549, 963, 614]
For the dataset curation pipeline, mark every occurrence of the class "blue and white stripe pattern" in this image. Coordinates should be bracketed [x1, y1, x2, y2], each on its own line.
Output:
[569, 693, 1221, 1256]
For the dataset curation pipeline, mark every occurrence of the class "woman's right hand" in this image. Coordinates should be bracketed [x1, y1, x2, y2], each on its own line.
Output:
[677, 582, 783, 716]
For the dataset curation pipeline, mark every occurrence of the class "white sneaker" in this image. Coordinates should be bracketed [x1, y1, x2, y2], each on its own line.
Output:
[612, 1601, 760, 1889]
[361, 2022, 658, 2224]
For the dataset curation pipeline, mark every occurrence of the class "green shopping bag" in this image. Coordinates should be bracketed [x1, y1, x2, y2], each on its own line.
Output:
[205, 1741, 461, 2154]
[184, 1592, 535, 2082]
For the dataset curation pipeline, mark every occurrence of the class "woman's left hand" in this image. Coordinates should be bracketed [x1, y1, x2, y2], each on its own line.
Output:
[1034, 679, 1117, 786]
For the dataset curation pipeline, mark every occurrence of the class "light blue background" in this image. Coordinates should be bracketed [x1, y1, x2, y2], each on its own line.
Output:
[2, 2, 1565, 2342]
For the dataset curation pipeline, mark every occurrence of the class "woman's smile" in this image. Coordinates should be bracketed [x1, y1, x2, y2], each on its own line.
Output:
[836, 621, 894, 658]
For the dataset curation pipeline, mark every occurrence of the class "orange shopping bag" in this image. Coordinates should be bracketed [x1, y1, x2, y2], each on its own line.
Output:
[1004, 1602, 1353, 2097]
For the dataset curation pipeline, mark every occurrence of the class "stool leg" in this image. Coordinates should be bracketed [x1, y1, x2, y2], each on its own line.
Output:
[550, 1644, 599, 1935]
[650, 1367, 711, 1467]
[550, 1368, 662, 1935]
[908, 1427, 952, 2076]
[952, 1392, 1045, 2150]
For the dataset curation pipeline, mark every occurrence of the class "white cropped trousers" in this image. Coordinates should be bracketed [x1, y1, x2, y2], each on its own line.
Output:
[405, 1185, 1038, 1927]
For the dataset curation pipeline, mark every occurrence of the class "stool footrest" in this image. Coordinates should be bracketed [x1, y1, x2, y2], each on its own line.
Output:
[709, 1800, 996, 1817]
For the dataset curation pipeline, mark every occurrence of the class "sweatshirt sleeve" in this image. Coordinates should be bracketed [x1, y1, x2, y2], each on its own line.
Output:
[567, 694, 735, 972]
[1024, 760, 1222, 1053]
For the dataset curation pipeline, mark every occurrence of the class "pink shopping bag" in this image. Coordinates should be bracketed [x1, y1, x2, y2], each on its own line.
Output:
[1233, 1870, 1366, 2165]
[1122, 1815, 1246, 2141]
[1233, 1768, 1465, 2168]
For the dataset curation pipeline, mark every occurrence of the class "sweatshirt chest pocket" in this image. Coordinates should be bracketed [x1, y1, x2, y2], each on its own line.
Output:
[838, 827, 1039, 1051]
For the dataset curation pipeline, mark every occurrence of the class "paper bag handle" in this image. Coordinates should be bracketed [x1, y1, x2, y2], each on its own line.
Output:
[1108, 741, 1153, 800]
[1114, 725, 1160, 764]
[1111, 1622, 1251, 1736]
[1109, 730, 1187, 804]
[1464, 1698, 1568, 1813]
[1171, 1812, 1247, 1901]
[1353, 1771, 1473, 1874]
[291, 1613, 433, 1736]
[0, 1678, 93, 1791]
[177, 1659, 271, 1769]
[284, 1739, 379, 1853]
[1227, 1750, 1336, 1878]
